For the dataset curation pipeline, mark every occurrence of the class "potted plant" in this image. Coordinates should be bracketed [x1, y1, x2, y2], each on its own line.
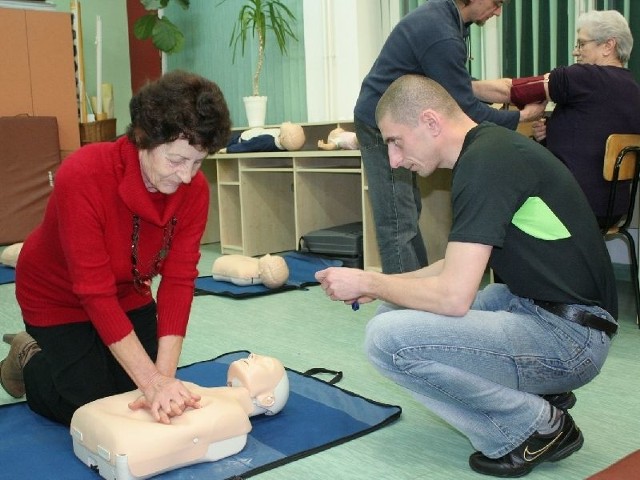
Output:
[134, 0, 190, 54]
[221, 0, 298, 126]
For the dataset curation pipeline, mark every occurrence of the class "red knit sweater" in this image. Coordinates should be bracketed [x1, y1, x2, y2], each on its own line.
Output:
[15, 137, 209, 345]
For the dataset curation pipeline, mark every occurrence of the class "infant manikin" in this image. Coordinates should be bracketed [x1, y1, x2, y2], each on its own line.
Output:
[223, 121, 306, 153]
[70, 353, 289, 480]
[212, 253, 289, 289]
[317, 127, 359, 151]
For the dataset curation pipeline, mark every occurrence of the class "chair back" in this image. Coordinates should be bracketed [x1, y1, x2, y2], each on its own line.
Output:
[603, 134, 640, 181]
[602, 134, 640, 232]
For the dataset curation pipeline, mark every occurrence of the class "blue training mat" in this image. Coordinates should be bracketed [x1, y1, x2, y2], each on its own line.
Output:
[0, 265, 15, 285]
[0, 350, 401, 480]
[194, 252, 343, 298]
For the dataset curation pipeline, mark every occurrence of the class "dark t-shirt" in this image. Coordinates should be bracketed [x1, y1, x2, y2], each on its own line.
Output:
[546, 64, 640, 217]
[450, 123, 618, 317]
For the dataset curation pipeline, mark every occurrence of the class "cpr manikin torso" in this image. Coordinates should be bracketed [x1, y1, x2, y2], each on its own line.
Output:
[70, 354, 289, 480]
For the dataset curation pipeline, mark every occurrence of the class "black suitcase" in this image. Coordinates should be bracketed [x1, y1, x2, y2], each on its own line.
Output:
[299, 222, 363, 268]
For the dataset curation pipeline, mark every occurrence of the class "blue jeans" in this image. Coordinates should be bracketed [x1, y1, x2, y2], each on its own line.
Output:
[364, 283, 614, 458]
[355, 117, 428, 273]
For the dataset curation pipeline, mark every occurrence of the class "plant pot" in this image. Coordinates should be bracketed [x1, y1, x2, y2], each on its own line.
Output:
[243, 96, 268, 127]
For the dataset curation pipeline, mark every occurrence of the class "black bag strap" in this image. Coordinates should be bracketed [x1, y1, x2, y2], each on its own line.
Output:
[302, 367, 343, 385]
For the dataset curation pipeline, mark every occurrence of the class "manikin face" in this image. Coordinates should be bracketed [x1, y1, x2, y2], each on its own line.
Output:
[227, 353, 284, 398]
[379, 114, 440, 178]
[139, 137, 208, 194]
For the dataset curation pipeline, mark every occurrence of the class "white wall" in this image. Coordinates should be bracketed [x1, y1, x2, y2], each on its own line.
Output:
[303, 0, 394, 122]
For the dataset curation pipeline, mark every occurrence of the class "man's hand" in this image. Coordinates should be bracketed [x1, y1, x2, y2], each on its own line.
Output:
[519, 101, 547, 123]
[315, 267, 375, 306]
[531, 119, 547, 142]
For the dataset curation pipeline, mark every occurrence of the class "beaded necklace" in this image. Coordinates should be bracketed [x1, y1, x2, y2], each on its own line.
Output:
[131, 215, 177, 295]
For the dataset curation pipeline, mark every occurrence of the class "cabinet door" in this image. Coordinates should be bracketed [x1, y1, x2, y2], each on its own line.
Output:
[26, 10, 81, 153]
[0, 9, 32, 116]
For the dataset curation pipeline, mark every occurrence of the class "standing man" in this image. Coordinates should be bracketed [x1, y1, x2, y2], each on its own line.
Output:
[354, 0, 545, 273]
[318, 75, 617, 477]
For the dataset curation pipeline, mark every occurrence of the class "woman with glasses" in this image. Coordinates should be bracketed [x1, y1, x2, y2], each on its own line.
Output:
[1, 71, 231, 426]
[511, 10, 640, 229]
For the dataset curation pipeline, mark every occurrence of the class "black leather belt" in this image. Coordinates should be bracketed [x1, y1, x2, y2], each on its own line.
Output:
[533, 300, 617, 338]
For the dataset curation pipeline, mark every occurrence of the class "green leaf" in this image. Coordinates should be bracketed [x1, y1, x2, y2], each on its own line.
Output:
[133, 14, 157, 41]
[224, 0, 298, 63]
[152, 17, 185, 54]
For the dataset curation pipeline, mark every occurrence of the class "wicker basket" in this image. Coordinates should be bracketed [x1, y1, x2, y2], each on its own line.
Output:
[79, 118, 117, 145]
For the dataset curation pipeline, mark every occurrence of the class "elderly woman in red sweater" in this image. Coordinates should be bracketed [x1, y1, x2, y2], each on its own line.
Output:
[0, 70, 231, 425]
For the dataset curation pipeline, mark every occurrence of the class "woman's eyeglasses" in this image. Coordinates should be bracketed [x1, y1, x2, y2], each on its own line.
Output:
[574, 39, 597, 50]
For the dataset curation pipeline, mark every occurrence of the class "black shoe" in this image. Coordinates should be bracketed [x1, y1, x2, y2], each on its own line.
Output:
[540, 392, 576, 411]
[468, 411, 584, 477]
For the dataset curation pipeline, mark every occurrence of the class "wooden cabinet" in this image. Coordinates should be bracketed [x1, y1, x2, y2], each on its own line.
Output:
[0, 7, 81, 243]
[215, 150, 363, 256]
[0, 8, 80, 158]
[199, 160, 220, 245]
[211, 150, 385, 271]
[211, 124, 453, 271]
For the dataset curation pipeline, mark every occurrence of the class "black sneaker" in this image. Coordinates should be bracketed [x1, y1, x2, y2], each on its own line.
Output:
[540, 392, 576, 411]
[468, 411, 584, 477]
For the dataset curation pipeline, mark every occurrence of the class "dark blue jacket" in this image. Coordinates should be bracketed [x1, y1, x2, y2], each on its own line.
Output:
[354, 0, 518, 130]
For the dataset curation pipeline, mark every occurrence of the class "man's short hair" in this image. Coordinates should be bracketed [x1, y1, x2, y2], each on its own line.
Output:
[376, 74, 462, 127]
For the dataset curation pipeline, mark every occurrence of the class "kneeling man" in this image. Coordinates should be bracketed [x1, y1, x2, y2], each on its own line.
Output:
[316, 74, 617, 477]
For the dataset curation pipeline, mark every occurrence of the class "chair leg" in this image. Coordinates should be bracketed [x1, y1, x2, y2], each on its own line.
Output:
[620, 230, 640, 327]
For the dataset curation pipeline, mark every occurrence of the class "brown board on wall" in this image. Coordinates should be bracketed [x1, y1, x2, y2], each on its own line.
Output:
[0, 116, 61, 245]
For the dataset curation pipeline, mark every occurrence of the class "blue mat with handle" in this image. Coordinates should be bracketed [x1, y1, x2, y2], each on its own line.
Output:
[0, 350, 401, 479]
[0, 265, 15, 285]
[0, 253, 341, 292]
[194, 252, 342, 298]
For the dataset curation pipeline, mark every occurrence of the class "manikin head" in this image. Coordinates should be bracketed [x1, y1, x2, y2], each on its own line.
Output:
[0, 242, 22, 268]
[258, 254, 289, 288]
[278, 122, 306, 151]
[327, 127, 346, 142]
[227, 353, 289, 416]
